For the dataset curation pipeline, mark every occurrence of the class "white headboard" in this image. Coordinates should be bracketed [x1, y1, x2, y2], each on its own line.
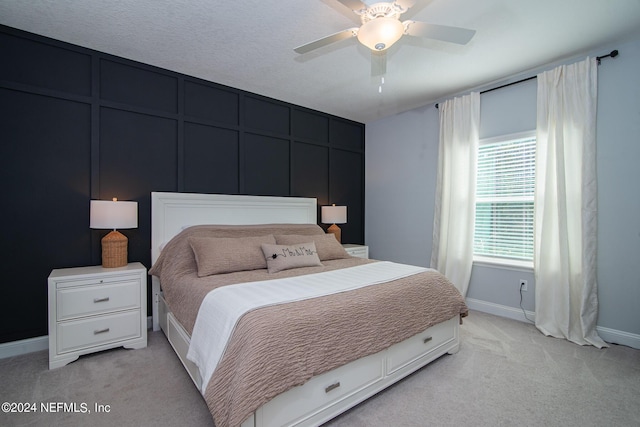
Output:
[151, 192, 317, 264]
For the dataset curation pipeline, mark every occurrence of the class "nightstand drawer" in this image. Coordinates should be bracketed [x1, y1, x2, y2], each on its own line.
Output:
[57, 310, 141, 354]
[57, 280, 140, 321]
[52, 272, 141, 289]
[342, 244, 369, 259]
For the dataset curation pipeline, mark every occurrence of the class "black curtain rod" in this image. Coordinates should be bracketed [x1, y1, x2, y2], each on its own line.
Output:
[480, 75, 536, 96]
[596, 49, 619, 64]
[435, 50, 619, 108]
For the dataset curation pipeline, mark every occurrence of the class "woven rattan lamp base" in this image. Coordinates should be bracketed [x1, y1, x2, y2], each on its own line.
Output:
[327, 224, 342, 243]
[101, 230, 128, 268]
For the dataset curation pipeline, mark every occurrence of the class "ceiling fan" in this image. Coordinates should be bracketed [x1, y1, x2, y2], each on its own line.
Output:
[294, 0, 476, 76]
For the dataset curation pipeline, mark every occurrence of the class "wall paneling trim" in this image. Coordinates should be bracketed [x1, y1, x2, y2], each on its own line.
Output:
[0, 24, 365, 344]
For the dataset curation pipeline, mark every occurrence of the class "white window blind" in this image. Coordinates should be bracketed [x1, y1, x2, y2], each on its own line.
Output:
[474, 133, 536, 262]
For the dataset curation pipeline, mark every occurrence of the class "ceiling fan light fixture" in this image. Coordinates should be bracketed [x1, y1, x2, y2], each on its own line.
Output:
[357, 17, 404, 51]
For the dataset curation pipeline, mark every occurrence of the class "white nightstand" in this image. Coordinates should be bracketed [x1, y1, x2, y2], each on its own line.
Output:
[48, 262, 147, 369]
[342, 244, 369, 259]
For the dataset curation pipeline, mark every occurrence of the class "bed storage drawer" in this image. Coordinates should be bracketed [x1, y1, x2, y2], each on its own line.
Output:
[258, 351, 384, 427]
[166, 312, 202, 390]
[386, 316, 457, 375]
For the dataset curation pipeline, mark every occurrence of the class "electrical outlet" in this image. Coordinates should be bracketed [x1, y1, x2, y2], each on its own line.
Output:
[519, 279, 528, 292]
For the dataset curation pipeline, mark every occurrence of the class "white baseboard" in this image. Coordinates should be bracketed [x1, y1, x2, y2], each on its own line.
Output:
[466, 297, 640, 350]
[0, 316, 156, 360]
[0, 335, 48, 359]
[465, 297, 536, 324]
[596, 326, 640, 350]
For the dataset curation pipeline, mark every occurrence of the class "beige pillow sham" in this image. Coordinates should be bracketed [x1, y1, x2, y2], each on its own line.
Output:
[189, 234, 276, 276]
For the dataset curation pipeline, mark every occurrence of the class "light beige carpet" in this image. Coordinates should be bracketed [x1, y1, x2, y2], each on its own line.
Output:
[1, 311, 638, 427]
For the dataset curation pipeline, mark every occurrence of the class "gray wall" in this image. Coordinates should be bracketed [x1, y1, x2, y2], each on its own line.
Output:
[365, 36, 640, 344]
[365, 106, 439, 267]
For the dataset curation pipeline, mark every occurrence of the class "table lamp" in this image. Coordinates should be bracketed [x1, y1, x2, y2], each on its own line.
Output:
[90, 198, 138, 268]
[321, 204, 347, 243]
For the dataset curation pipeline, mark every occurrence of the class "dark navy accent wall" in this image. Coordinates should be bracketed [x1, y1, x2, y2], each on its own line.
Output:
[0, 25, 365, 343]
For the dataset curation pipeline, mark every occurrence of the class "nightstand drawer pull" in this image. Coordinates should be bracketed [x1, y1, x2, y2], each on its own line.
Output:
[93, 328, 110, 335]
[325, 382, 341, 393]
[423, 336, 433, 344]
[93, 297, 110, 303]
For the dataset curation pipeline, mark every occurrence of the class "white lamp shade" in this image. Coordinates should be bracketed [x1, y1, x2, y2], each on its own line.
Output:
[90, 200, 138, 230]
[321, 205, 347, 224]
[357, 17, 404, 51]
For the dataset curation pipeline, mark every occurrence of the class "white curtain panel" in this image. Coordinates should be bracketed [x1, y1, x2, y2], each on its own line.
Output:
[431, 92, 480, 296]
[534, 57, 607, 348]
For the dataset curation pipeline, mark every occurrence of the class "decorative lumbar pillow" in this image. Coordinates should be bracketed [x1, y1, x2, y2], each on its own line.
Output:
[274, 234, 350, 261]
[261, 242, 323, 273]
[189, 234, 276, 277]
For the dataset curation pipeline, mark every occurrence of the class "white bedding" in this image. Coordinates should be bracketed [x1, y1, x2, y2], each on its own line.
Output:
[187, 261, 429, 393]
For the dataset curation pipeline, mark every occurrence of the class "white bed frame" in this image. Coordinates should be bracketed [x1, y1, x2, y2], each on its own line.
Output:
[151, 192, 461, 427]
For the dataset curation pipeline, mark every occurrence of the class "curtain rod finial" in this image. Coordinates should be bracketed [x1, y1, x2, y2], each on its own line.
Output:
[597, 49, 619, 65]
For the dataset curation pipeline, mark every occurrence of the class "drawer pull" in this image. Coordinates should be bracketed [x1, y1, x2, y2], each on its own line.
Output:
[94, 328, 110, 335]
[93, 297, 110, 303]
[423, 336, 433, 344]
[325, 382, 341, 393]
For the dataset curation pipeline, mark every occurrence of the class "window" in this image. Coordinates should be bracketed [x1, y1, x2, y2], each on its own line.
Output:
[474, 132, 536, 265]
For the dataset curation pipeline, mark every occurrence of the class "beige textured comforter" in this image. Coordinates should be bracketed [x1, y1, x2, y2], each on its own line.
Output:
[150, 224, 468, 427]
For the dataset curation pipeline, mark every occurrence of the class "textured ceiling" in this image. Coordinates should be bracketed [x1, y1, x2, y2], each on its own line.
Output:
[2, 0, 640, 123]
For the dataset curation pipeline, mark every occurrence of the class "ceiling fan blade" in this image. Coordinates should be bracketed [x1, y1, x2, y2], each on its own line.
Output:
[336, 0, 368, 12]
[371, 50, 387, 77]
[294, 28, 358, 54]
[403, 21, 476, 45]
[394, 0, 417, 11]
